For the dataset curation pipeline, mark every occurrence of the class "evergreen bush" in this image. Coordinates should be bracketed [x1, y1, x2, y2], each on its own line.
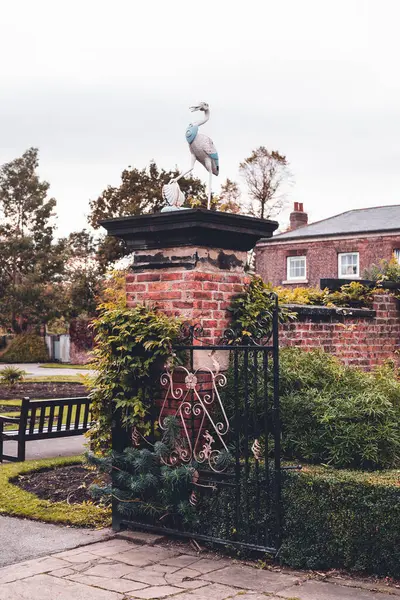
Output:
[87, 416, 199, 528]
[0, 333, 49, 363]
[281, 465, 400, 577]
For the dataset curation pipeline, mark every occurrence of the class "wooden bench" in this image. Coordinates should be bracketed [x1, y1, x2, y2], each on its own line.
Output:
[0, 396, 92, 462]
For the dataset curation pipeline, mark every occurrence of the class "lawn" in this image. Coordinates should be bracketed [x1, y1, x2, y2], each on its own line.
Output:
[28, 375, 87, 383]
[39, 363, 94, 370]
[0, 455, 111, 527]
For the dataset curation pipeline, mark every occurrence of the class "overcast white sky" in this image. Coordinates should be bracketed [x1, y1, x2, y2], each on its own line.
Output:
[1, 0, 399, 236]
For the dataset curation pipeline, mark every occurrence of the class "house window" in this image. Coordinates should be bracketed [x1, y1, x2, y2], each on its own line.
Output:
[287, 256, 306, 281]
[394, 249, 400, 264]
[338, 252, 359, 278]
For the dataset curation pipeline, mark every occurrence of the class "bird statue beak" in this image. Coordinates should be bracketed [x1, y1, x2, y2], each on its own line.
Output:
[190, 105, 200, 112]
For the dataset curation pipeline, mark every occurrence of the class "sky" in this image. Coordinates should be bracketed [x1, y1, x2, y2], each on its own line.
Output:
[1, 0, 400, 236]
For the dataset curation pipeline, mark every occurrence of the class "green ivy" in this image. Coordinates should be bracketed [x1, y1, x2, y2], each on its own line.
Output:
[229, 276, 295, 342]
[88, 304, 182, 453]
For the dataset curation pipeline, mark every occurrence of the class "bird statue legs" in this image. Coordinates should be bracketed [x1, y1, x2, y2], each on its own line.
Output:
[208, 168, 212, 210]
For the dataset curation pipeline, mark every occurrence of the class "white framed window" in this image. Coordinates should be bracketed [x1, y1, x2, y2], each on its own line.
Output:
[287, 255, 307, 281]
[338, 252, 359, 278]
[394, 249, 400, 264]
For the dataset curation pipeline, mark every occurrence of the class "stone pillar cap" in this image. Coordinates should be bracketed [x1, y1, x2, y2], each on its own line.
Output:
[100, 208, 278, 251]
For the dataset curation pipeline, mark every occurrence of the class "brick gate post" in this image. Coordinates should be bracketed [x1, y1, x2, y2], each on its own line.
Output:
[101, 209, 277, 340]
[102, 209, 277, 531]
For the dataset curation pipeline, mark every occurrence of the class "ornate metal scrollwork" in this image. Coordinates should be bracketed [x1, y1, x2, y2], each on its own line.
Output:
[159, 366, 230, 473]
[177, 322, 205, 344]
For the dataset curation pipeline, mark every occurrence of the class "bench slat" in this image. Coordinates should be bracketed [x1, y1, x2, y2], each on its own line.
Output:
[47, 404, 55, 433]
[38, 405, 46, 434]
[57, 405, 64, 431]
[82, 402, 90, 429]
[65, 404, 73, 430]
[29, 407, 37, 435]
[74, 403, 82, 429]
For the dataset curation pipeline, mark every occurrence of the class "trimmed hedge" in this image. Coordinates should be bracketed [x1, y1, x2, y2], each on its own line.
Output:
[193, 462, 400, 577]
[1, 333, 49, 363]
[281, 465, 400, 577]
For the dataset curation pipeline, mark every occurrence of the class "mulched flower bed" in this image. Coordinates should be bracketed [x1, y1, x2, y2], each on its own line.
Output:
[13, 465, 109, 504]
[0, 382, 87, 400]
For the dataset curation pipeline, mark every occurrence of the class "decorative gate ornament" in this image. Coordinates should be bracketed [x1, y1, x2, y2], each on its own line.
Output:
[159, 366, 230, 473]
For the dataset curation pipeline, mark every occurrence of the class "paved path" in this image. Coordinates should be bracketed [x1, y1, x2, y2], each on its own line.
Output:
[0, 363, 94, 377]
[0, 517, 111, 567]
[2, 434, 86, 461]
[0, 532, 397, 599]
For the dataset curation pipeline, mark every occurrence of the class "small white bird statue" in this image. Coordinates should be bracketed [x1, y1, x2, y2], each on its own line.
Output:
[162, 180, 185, 209]
[171, 102, 219, 210]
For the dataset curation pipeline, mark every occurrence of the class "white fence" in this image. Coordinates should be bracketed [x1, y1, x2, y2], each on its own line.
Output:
[45, 334, 70, 363]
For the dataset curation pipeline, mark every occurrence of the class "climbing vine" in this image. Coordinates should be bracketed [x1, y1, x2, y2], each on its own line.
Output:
[88, 303, 182, 453]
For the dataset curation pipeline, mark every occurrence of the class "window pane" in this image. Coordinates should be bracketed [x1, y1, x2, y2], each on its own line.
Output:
[288, 256, 305, 279]
[394, 249, 400, 264]
[339, 253, 359, 276]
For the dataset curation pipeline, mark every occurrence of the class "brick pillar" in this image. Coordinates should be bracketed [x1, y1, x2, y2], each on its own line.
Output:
[125, 247, 247, 345]
[101, 209, 278, 345]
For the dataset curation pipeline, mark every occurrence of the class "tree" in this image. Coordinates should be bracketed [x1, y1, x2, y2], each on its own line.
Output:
[62, 229, 102, 318]
[239, 147, 291, 219]
[89, 160, 206, 228]
[89, 160, 207, 267]
[0, 148, 66, 333]
[218, 178, 242, 214]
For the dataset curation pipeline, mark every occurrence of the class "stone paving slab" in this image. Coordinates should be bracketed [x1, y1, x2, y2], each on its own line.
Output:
[0, 573, 123, 599]
[0, 534, 398, 599]
[203, 564, 302, 593]
[170, 582, 240, 600]
[278, 580, 394, 600]
[69, 573, 148, 593]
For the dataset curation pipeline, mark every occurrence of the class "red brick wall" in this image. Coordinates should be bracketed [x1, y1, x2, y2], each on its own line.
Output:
[255, 233, 400, 288]
[126, 245, 248, 346]
[280, 293, 400, 369]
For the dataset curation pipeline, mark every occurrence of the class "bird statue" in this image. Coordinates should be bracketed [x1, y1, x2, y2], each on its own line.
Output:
[171, 102, 219, 210]
[162, 179, 185, 210]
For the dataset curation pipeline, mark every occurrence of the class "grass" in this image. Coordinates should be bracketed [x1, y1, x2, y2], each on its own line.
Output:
[0, 455, 111, 527]
[39, 363, 94, 370]
[28, 375, 87, 383]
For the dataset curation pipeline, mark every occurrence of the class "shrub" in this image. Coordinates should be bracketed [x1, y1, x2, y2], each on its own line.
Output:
[1, 333, 49, 363]
[323, 281, 374, 307]
[222, 348, 400, 469]
[88, 304, 182, 453]
[0, 366, 26, 385]
[275, 286, 328, 306]
[363, 256, 400, 283]
[228, 276, 295, 342]
[280, 349, 400, 469]
[274, 281, 374, 308]
[281, 465, 400, 577]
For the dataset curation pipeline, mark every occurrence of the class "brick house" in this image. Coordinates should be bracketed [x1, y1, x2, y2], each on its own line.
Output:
[255, 203, 400, 288]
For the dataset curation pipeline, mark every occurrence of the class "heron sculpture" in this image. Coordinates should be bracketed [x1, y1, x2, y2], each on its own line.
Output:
[171, 102, 219, 210]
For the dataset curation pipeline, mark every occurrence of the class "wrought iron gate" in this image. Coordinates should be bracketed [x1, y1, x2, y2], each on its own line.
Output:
[113, 299, 281, 554]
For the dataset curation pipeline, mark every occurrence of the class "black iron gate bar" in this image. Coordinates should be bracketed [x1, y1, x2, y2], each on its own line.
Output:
[118, 298, 281, 554]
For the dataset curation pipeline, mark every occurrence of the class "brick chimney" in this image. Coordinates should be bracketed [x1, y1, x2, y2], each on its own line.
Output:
[289, 202, 308, 230]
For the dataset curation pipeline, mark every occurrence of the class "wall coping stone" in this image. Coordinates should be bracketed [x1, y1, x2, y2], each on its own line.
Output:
[283, 303, 376, 320]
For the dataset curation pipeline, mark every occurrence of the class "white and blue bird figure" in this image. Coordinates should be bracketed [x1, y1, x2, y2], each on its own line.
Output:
[171, 102, 219, 210]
